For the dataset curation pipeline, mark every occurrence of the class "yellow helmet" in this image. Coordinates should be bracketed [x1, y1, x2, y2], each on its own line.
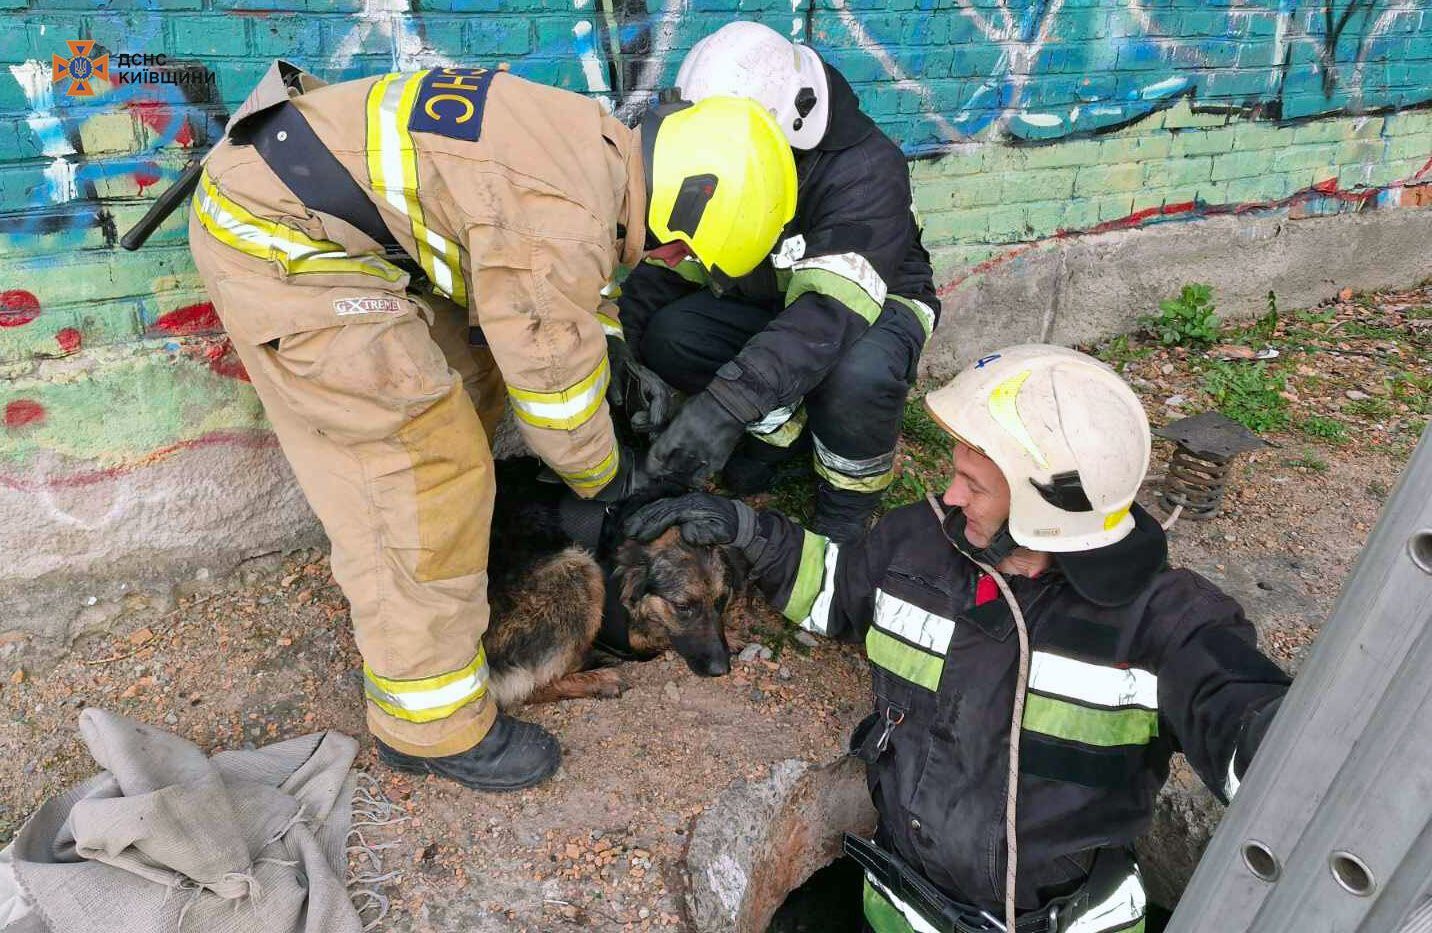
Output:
[641, 94, 798, 286]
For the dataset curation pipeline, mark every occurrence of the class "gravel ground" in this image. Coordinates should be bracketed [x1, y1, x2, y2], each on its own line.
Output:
[2, 283, 1427, 931]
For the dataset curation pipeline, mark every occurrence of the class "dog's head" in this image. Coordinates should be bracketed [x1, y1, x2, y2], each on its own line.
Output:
[615, 529, 746, 677]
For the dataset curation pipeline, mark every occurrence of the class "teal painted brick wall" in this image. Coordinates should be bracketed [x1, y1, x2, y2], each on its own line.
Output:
[0, 0, 1430, 476]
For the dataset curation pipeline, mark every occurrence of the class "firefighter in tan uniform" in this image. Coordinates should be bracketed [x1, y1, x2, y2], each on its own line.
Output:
[187, 60, 797, 790]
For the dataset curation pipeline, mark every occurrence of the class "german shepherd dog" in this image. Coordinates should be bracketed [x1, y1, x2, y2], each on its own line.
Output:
[481, 458, 744, 707]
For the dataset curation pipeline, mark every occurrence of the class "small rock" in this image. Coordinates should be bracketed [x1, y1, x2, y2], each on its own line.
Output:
[777, 667, 792, 681]
[1160, 363, 1174, 375]
[1345, 390, 1370, 401]
[277, 636, 293, 647]
[281, 574, 299, 587]
[165, 712, 179, 725]
[1164, 394, 1186, 408]
[663, 681, 681, 704]
[128, 627, 154, 646]
[793, 631, 819, 649]
[10, 669, 24, 685]
[737, 643, 767, 663]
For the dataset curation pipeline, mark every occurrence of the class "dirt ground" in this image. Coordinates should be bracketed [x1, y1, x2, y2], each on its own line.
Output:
[1, 283, 1427, 931]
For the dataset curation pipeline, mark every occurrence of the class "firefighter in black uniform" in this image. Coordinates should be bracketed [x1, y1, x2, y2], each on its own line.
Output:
[618, 21, 939, 544]
[625, 345, 1291, 933]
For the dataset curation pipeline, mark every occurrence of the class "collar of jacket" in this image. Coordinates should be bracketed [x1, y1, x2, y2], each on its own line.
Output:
[608, 114, 648, 270]
[225, 59, 326, 146]
[1050, 503, 1169, 608]
[810, 61, 877, 152]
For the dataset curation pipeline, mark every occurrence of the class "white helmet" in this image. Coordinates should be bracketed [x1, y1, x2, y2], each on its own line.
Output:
[675, 21, 830, 150]
[924, 345, 1151, 553]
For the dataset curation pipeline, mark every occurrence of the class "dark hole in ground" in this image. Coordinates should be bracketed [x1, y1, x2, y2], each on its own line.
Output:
[766, 856, 1173, 932]
[767, 856, 863, 932]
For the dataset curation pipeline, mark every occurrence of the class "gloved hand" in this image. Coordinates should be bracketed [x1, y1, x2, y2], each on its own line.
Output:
[643, 391, 746, 489]
[606, 336, 677, 435]
[623, 492, 759, 553]
[590, 445, 643, 503]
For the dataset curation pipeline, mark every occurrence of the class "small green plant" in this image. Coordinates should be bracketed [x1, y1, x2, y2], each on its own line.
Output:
[1295, 307, 1337, 325]
[1097, 333, 1155, 369]
[749, 620, 811, 660]
[1143, 283, 1220, 346]
[1299, 415, 1349, 443]
[1202, 361, 1288, 432]
[1252, 291, 1280, 341]
[1347, 397, 1395, 421]
[1283, 451, 1329, 473]
[1366, 478, 1391, 499]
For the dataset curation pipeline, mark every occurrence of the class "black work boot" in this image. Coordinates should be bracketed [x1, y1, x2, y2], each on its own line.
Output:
[810, 483, 881, 545]
[376, 713, 560, 792]
[721, 435, 801, 496]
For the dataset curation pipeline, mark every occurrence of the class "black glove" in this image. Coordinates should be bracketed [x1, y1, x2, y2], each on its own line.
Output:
[643, 391, 746, 488]
[590, 445, 642, 504]
[623, 492, 759, 554]
[606, 336, 677, 435]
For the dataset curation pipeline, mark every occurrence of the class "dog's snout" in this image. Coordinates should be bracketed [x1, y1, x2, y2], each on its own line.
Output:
[688, 652, 731, 678]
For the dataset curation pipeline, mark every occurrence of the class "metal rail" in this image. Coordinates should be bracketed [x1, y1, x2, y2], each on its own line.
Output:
[1166, 425, 1432, 933]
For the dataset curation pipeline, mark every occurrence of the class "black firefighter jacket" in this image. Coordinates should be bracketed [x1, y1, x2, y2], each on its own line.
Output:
[616, 61, 939, 425]
[745, 500, 1291, 913]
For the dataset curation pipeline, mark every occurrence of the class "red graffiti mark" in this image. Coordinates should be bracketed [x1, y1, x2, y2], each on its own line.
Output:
[128, 100, 172, 137]
[135, 165, 162, 193]
[175, 119, 194, 147]
[205, 338, 251, 382]
[0, 290, 41, 328]
[55, 327, 82, 353]
[0, 430, 280, 491]
[937, 164, 1426, 299]
[152, 301, 221, 336]
[4, 400, 45, 429]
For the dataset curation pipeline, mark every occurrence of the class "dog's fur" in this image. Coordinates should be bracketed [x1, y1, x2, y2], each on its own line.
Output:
[482, 458, 742, 707]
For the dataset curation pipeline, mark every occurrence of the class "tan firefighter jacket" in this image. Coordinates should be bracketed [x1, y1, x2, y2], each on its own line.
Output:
[193, 61, 647, 494]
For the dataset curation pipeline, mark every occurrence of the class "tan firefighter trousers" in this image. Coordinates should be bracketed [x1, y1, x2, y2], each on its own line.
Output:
[191, 216, 505, 758]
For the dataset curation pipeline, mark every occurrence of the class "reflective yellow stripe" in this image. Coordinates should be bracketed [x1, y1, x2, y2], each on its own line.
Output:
[557, 445, 619, 491]
[987, 369, 1050, 469]
[366, 72, 468, 306]
[781, 530, 829, 624]
[891, 295, 936, 341]
[193, 172, 405, 283]
[364, 647, 488, 724]
[507, 356, 611, 431]
[596, 311, 624, 339]
[645, 255, 708, 286]
[749, 405, 807, 449]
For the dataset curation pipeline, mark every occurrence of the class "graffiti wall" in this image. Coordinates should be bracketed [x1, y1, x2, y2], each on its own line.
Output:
[1, 0, 1430, 625]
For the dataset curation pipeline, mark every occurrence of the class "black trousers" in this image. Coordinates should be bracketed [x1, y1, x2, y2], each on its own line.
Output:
[637, 290, 925, 540]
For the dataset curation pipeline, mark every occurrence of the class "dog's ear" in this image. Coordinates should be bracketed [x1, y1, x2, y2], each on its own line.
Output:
[616, 539, 650, 605]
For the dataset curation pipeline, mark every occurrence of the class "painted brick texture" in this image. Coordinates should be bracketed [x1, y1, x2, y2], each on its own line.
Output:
[0, 0, 1430, 482]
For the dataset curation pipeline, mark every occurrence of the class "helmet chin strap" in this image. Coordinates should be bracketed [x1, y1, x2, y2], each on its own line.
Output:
[936, 501, 1021, 568]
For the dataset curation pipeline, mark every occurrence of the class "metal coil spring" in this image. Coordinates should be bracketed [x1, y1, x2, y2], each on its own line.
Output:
[1161, 445, 1234, 519]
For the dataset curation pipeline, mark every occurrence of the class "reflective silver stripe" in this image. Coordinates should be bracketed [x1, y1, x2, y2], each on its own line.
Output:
[813, 434, 896, 478]
[1225, 755, 1241, 800]
[873, 589, 956, 655]
[364, 658, 489, 714]
[750, 405, 798, 434]
[800, 541, 842, 636]
[865, 872, 940, 933]
[792, 252, 888, 307]
[1064, 869, 1146, 933]
[1028, 651, 1158, 710]
[771, 233, 807, 269]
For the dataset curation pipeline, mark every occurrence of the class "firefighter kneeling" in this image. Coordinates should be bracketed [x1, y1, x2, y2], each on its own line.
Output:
[626, 345, 1292, 933]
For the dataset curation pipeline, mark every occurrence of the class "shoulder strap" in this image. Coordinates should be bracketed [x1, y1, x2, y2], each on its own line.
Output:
[239, 102, 422, 280]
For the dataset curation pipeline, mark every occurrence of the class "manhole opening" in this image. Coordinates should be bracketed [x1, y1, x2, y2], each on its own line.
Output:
[1410, 530, 1432, 574]
[766, 856, 863, 933]
[1242, 840, 1281, 882]
[1331, 851, 1376, 897]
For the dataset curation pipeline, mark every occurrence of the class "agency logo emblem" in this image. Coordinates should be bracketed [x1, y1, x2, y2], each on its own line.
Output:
[52, 40, 109, 97]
